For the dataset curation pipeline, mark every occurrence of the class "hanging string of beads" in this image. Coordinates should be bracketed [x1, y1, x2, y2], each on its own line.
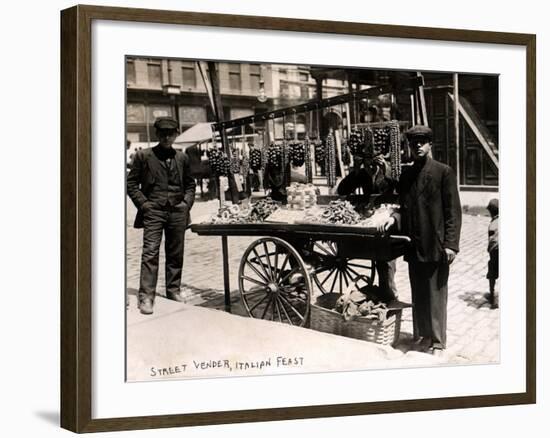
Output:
[229, 134, 240, 174]
[304, 133, 312, 183]
[340, 103, 351, 166]
[314, 104, 325, 165]
[389, 120, 401, 180]
[325, 129, 337, 187]
[281, 113, 289, 187]
[261, 117, 269, 173]
[363, 127, 374, 159]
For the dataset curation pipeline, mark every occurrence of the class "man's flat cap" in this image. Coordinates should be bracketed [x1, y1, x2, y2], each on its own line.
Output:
[405, 125, 433, 140]
[154, 117, 178, 130]
[487, 198, 499, 212]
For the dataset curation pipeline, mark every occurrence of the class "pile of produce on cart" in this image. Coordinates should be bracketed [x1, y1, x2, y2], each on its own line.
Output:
[286, 183, 318, 210]
[208, 198, 280, 224]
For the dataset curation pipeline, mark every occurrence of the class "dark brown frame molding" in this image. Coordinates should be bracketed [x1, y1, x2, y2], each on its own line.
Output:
[60, 4, 536, 433]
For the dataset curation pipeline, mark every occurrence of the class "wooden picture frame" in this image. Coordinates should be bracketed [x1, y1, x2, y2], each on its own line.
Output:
[60, 4, 536, 433]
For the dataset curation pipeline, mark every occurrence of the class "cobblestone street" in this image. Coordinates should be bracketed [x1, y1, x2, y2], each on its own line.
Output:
[127, 198, 500, 366]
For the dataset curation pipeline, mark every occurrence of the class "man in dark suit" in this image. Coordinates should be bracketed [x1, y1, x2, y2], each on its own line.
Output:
[127, 117, 196, 315]
[383, 125, 462, 355]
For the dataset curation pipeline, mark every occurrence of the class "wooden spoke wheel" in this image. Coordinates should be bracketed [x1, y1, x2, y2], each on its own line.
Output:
[238, 237, 311, 327]
[311, 240, 375, 295]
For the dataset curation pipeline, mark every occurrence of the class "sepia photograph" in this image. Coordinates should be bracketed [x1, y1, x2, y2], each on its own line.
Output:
[125, 57, 500, 382]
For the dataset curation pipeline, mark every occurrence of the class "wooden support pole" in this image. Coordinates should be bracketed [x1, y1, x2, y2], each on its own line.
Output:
[453, 73, 461, 184]
[208, 61, 239, 204]
[221, 236, 231, 312]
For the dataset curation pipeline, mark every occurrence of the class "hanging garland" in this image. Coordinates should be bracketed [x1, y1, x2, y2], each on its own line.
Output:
[341, 139, 351, 166]
[325, 131, 337, 188]
[314, 140, 326, 165]
[304, 134, 312, 183]
[267, 143, 283, 169]
[373, 126, 390, 156]
[229, 148, 240, 174]
[389, 120, 401, 180]
[289, 142, 306, 167]
[348, 128, 363, 155]
[207, 149, 230, 177]
[250, 147, 262, 171]
[363, 127, 374, 159]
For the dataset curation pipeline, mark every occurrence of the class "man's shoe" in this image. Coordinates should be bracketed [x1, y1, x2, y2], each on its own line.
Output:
[430, 347, 445, 357]
[139, 298, 154, 315]
[166, 292, 185, 303]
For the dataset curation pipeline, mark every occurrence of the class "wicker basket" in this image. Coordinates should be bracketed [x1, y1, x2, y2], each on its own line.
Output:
[310, 293, 402, 346]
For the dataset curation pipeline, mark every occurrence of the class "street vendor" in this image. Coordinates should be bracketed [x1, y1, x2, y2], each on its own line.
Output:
[381, 125, 462, 356]
[336, 152, 399, 303]
[127, 116, 197, 315]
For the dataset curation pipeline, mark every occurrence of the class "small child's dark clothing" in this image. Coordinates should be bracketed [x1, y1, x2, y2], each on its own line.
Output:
[486, 215, 499, 279]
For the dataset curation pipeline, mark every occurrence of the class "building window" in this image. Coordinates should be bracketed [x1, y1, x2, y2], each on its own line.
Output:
[147, 63, 162, 89]
[127, 104, 145, 124]
[179, 105, 207, 125]
[250, 64, 261, 93]
[181, 62, 196, 88]
[299, 72, 309, 82]
[126, 60, 136, 85]
[300, 85, 309, 99]
[280, 82, 289, 97]
[229, 63, 241, 90]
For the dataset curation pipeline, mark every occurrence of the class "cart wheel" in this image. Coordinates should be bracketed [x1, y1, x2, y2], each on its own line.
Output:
[311, 240, 375, 295]
[238, 237, 311, 327]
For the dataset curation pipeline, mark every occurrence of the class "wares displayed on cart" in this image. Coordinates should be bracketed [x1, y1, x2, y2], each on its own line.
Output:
[289, 141, 306, 167]
[207, 149, 230, 177]
[286, 183, 318, 210]
[348, 128, 363, 155]
[314, 140, 325, 164]
[267, 143, 283, 169]
[388, 120, 402, 179]
[304, 135, 313, 183]
[208, 198, 280, 224]
[249, 147, 262, 171]
[325, 131, 337, 187]
[303, 200, 361, 225]
[358, 203, 399, 229]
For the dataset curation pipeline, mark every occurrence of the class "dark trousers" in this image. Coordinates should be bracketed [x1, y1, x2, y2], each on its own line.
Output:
[376, 259, 397, 301]
[408, 260, 449, 349]
[139, 207, 188, 301]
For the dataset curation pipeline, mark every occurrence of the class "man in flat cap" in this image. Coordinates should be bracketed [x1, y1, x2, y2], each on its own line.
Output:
[127, 116, 196, 315]
[382, 125, 462, 356]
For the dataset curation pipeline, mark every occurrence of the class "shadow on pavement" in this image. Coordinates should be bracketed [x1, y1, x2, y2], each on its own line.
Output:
[458, 290, 493, 309]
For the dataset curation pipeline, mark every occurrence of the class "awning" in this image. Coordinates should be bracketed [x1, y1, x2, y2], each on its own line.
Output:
[174, 122, 214, 145]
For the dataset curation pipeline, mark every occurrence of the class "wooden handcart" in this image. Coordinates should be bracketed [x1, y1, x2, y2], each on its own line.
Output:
[191, 222, 410, 328]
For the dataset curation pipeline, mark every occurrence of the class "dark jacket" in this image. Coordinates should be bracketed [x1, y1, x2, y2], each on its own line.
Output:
[395, 157, 462, 262]
[127, 146, 196, 228]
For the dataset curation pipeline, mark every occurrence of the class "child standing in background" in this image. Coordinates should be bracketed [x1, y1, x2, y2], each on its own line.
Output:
[486, 199, 499, 308]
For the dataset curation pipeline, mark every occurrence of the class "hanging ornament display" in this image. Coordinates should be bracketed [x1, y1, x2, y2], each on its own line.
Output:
[363, 127, 374, 159]
[289, 142, 306, 167]
[304, 134, 312, 183]
[372, 126, 390, 156]
[207, 149, 230, 177]
[348, 128, 363, 155]
[267, 143, 283, 168]
[389, 120, 401, 180]
[241, 151, 250, 177]
[341, 139, 351, 166]
[314, 140, 326, 164]
[325, 131, 337, 188]
[250, 147, 262, 171]
[229, 149, 240, 174]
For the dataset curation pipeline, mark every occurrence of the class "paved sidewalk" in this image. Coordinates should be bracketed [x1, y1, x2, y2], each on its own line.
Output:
[127, 198, 499, 366]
